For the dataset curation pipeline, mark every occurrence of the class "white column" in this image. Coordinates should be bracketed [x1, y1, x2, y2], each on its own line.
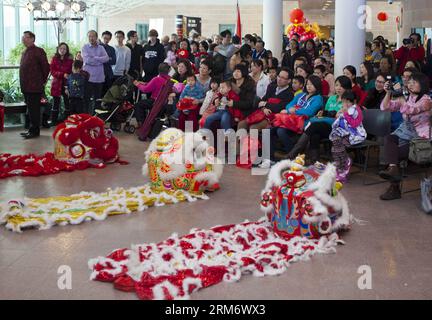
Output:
[334, 0, 366, 77]
[263, 0, 283, 61]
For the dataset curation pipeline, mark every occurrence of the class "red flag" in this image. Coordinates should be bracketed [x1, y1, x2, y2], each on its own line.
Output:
[236, 0, 242, 39]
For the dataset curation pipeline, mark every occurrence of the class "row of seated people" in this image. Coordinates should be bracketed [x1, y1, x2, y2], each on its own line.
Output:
[131, 60, 432, 201]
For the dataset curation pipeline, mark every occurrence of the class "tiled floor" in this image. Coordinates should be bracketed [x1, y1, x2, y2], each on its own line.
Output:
[0, 127, 431, 300]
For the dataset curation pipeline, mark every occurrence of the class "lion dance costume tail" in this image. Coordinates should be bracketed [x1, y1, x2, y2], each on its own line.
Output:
[88, 155, 353, 300]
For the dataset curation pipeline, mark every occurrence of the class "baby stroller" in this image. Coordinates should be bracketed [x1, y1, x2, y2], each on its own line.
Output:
[95, 74, 138, 134]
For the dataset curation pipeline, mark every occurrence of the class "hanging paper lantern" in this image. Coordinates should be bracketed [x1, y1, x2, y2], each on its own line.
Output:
[290, 8, 304, 24]
[377, 12, 388, 22]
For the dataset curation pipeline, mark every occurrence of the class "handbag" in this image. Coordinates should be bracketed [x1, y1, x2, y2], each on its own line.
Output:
[408, 119, 432, 165]
[272, 113, 306, 134]
[421, 177, 432, 214]
[246, 109, 266, 126]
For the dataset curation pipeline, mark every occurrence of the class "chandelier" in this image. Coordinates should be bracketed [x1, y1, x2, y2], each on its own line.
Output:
[26, 1, 89, 44]
[26, 1, 87, 19]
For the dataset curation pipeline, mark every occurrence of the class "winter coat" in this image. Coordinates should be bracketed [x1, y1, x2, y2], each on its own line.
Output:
[50, 56, 73, 97]
[19, 45, 50, 94]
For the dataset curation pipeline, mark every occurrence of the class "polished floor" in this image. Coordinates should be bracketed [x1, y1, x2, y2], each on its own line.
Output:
[0, 127, 431, 300]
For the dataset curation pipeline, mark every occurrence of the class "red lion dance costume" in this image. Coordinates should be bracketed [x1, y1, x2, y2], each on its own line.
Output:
[0, 114, 125, 179]
[89, 156, 353, 300]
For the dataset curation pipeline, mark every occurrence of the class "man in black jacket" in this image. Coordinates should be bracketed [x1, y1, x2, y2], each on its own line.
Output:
[238, 67, 294, 130]
[142, 29, 166, 82]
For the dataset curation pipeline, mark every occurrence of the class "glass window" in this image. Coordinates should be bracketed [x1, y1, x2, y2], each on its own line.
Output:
[34, 20, 46, 46]
[47, 20, 58, 47]
[66, 21, 79, 44]
[3, 6, 17, 63]
[137, 23, 149, 44]
[19, 7, 31, 36]
[219, 24, 235, 35]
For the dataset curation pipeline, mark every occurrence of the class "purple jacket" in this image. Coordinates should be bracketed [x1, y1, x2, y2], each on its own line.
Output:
[82, 43, 109, 83]
[381, 95, 432, 139]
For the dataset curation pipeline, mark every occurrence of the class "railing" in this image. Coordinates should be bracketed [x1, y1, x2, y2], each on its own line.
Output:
[0, 66, 20, 70]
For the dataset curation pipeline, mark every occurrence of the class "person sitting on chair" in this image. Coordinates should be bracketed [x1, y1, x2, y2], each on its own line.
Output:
[134, 62, 171, 128]
[379, 72, 432, 200]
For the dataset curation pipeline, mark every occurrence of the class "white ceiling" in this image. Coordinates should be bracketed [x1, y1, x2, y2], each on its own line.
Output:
[5, 0, 398, 17]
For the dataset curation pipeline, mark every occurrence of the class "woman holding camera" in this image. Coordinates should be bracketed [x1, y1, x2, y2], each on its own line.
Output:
[379, 72, 432, 200]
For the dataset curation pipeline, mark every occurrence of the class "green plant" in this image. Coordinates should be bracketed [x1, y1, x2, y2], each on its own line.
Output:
[0, 69, 23, 103]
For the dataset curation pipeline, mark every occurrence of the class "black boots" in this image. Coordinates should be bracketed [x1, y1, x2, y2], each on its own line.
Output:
[42, 113, 50, 128]
[50, 110, 59, 127]
[287, 134, 310, 160]
[379, 165, 402, 182]
[380, 183, 402, 201]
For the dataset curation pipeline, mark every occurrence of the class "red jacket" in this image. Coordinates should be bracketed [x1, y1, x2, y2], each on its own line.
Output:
[321, 79, 330, 96]
[50, 56, 73, 97]
[394, 46, 425, 74]
[19, 45, 50, 94]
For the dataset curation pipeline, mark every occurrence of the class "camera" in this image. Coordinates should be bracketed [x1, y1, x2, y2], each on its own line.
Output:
[388, 0, 393, 4]
[386, 76, 404, 97]
[403, 38, 414, 46]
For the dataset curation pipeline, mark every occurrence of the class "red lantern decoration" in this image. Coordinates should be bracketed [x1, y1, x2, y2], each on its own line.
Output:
[377, 12, 388, 22]
[290, 8, 304, 24]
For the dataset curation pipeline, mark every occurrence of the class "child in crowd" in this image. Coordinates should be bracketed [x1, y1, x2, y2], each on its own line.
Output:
[330, 90, 367, 183]
[164, 41, 178, 67]
[313, 65, 330, 96]
[292, 75, 305, 96]
[177, 74, 205, 131]
[203, 80, 240, 134]
[199, 78, 220, 128]
[268, 66, 278, 84]
[67, 60, 88, 115]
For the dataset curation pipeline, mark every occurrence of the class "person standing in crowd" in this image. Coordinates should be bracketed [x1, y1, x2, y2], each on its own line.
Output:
[371, 40, 383, 68]
[142, 29, 166, 82]
[304, 39, 319, 66]
[252, 40, 267, 60]
[161, 35, 170, 49]
[170, 33, 179, 43]
[19, 31, 50, 139]
[126, 30, 143, 79]
[243, 34, 257, 50]
[82, 30, 109, 114]
[394, 33, 426, 75]
[67, 60, 87, 115]
[364, 41, 373, 62]
[282, 39, 304, 70]
[49, 42, 73, 125]
[214, 30, 236, 79]
[112, 30, 131, 82]
[101, 31, 116, 96]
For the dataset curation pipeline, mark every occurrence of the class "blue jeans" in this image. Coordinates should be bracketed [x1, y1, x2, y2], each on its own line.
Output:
[204, 110, 232, 131]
